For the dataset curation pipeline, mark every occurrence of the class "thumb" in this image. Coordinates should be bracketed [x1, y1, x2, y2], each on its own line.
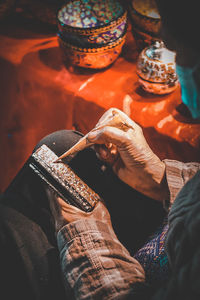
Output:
[57, 197, 86, 215]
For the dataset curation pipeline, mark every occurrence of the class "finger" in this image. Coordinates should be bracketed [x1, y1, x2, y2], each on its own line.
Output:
[94, 144, 119, 165]
[57, 197, 87, 216]
[96, 144, 118, 158]
[111, 108, 141, 130]
[95, 108, 116, 128]
[94, 108, 129, 129]
[92, 201, 111, 221]
[94, 144, 110, 160]
[88, 126, 129, 147]
[110, 144, 118, 155]
[95, 108, 141, 133]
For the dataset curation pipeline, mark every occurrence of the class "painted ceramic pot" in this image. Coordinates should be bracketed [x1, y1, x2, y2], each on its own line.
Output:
[136, 40, 179, 95]
[57, 0, 127, 47]
[129, 0, 161, 35]
[58, 29, 127, 69]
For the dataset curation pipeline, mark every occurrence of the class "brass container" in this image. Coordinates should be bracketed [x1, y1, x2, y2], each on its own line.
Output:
[136, 41, 179, 95]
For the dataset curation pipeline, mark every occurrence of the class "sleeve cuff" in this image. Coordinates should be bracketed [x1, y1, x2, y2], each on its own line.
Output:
[57, 219, 118, 251]
[163, 159, 200, 210]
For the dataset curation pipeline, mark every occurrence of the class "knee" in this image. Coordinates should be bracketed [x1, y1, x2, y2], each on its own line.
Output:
[33, 130, 84, 157]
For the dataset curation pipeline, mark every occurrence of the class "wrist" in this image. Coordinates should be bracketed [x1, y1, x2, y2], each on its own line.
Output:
[145, 154, 166, 184]
[142, 157, 169, 201]
[127, 154, 169, 202]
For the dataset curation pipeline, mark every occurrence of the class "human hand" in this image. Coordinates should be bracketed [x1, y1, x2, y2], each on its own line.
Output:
[88, 108, 169, 201]
[47, 188, 112, 231]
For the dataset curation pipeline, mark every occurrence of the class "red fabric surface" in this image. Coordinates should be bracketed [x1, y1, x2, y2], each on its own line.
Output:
[0, 19, 200, 192]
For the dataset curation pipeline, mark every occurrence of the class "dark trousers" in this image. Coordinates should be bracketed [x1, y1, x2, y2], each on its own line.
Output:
[0, 130, 165, 300]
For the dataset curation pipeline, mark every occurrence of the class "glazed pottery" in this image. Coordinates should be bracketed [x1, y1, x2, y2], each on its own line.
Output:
[57, 0, 127, 47]
[57, 0, 128, 69]
[136, 40, 179, 95]
[58, 29, 127, 69]
[129, 0, 161, 35]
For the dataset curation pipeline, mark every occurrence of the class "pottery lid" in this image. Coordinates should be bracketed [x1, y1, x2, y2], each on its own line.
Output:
[58, 0, 124, 29]
[145, 40, 176, 63]
[132, 0, 160, 19]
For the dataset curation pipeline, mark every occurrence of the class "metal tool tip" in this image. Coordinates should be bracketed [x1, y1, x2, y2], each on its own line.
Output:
[53, 159, 59, 163]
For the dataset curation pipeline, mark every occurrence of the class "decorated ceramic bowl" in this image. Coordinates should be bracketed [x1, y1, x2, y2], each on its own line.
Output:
[58, 29, 127, 69]
[136, 40, 179, 95]
[57, 0, 127, 46]
[129, 0, 161, 35]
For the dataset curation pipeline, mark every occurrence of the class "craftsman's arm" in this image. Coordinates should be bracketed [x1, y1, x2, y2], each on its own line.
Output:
[57, 218, 147, 299]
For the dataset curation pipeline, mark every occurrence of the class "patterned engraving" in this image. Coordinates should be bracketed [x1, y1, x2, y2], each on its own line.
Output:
[30, 145, 100, 212]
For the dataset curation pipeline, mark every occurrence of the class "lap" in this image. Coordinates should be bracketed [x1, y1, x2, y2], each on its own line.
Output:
[0, 129, 166, 299]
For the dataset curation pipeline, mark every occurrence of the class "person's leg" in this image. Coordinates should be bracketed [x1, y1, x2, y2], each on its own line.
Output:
[0, 197, 67, 300]
[0, 133, 78, 299]
[0, 130, 88, 300]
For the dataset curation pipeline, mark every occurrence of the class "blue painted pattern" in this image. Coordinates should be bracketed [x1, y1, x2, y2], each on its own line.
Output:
[58, 0, 124, 28]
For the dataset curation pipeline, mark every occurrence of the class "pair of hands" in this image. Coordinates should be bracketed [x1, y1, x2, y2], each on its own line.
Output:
[50, 108, 168, 232]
